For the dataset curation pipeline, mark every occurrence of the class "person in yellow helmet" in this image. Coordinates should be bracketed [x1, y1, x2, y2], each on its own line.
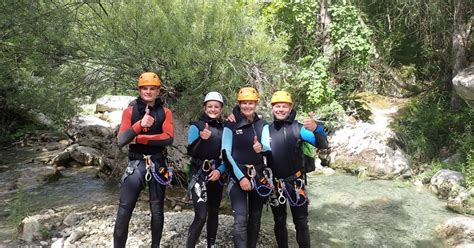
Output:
[221, 87, 271, 248]
[113, 72, 175, 248]
[267, 90, 328, 248]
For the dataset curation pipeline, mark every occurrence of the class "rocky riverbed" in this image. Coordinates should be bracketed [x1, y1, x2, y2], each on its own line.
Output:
[14, 202, 275, 248]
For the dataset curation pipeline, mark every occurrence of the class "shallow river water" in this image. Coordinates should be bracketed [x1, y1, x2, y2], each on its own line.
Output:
[260, 173, 462, 247]
[0, 146, 464, 247]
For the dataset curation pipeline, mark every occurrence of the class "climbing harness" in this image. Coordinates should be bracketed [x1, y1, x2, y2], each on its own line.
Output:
[283, 178, 308, 207]
[254, 167, 273, 197]
[244, 164, 273, 198]
[270, 177, 308, 207]
[144, 155, 174, 186]
[188, 159, 222, 203]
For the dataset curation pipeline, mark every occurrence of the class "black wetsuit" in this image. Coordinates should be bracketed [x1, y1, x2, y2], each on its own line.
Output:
[267, 110, 328, 248]
[222, 106, 270, 248]
[113, 98, 174, 248]
[186, 113, 225, 247]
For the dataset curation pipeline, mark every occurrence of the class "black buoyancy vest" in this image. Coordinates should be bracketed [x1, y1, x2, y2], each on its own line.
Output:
[268, 110, 303, 178]
[129, 97, 166, 155]
[226, 105, 266, 166]
[187, 113, 223, 160]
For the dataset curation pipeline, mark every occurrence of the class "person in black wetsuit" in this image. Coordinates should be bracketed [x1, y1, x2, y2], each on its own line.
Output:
[267, 90, 328, 248]
[221, 87, 271, 248]
[113, 72, 175, 248]
[186, 91, 226, 248]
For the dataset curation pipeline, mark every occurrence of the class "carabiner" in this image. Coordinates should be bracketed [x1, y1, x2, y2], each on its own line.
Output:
[202, 160, 212, 172]
[294, 178, 304, 190]
[245, 164, 257, 178]
[143, 155, 153, 182]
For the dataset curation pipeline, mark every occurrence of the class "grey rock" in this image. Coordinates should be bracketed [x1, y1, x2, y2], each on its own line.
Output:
[436, 216, 474, 247]
[430, 169, 465, 199]
[67, 230, 85, 244]
[453, 64, 474, 108]
[63, 213, 81, 227]
[95, 95, 135, 113]
[19, 216, 41, 242]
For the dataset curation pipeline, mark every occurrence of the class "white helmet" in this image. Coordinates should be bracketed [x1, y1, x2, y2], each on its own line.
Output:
[203, 91, 224, 105]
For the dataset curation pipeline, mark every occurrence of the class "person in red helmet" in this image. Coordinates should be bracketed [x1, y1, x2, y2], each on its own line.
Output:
[113, 72, 175, 248]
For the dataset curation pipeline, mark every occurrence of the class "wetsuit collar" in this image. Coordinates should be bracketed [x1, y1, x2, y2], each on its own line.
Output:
[136, 97, 163, 113]
[199, 112, 223, 127]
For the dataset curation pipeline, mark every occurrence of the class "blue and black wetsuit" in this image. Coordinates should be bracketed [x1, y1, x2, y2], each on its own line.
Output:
[222, 105, 270, 248]
[186, 113, 226, 248]
[114, 98, 174, 248]
[267, 110, 328, 248]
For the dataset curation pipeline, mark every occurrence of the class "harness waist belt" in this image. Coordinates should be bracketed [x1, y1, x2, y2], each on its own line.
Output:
[281, 170, 303, 183]
[190, 158, 221, 167]
[128, 152, 164, 161]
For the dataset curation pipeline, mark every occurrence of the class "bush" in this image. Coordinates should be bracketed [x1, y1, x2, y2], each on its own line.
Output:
[393, 88, 473, 186]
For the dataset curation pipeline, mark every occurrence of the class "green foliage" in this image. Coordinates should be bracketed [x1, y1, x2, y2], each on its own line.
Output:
[7, 189, 32, 227]
[394, 89, 474, 186]
[260, 0, 319, 60]
[328, 5, 375, 69]
[76, 0, 286, 120]
[0, 0, 287, 141]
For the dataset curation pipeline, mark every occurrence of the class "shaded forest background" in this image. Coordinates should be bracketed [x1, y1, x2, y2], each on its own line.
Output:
[0, 0, 472, 184]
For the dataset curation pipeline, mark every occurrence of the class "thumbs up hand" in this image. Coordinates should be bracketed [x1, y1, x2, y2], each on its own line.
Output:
[200, 123, 212, 140]
[303, 111, 317, 132]
[252, 135, 262, 153]
[141, 105, 154, 132]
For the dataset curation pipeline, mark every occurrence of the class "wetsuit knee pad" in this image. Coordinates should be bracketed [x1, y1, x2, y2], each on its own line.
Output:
[233, 214, 247, 231]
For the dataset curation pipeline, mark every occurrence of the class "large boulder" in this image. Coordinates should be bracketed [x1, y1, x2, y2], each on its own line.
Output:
[95, 95, 135, 113]
[430, 169, 465, 199]
[329, 101, 410, 179]
[447, 187, 474, 215]
[453, 65, 474, 108]
[436, 217, 474, 247]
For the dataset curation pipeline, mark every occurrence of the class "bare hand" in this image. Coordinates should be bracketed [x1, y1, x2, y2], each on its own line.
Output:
[208, 169, 221, 181]
[141, 109, 155, 129]
[239, 177, 252, 191]
[303, 111, 317, 132]
[227, 113, 236, 123]
[252, 136, 262, 153]
[200, 123, 212, 140]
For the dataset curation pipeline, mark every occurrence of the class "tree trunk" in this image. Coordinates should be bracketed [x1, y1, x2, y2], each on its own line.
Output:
[319, 0, 332, 59]
[450, 0, 472, 111]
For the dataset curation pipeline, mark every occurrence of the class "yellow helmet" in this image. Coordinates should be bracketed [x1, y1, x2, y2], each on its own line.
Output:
[138, 72, 161, 87]
[237, 87, 259, 101]
[271, 90, 293, 104]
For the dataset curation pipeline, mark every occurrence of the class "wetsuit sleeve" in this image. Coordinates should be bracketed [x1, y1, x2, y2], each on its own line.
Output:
[300, 124, 328, 149]
[222, 126, 245, 181]
[186, 124, 201, 156]
[313, 124, 329, 149]
[216, 162, 226, 174]
[261, 124, 271, 152]
[117, 106, 143, 147]
[136, 108, 175, 146]
[187, 125, 200, 145]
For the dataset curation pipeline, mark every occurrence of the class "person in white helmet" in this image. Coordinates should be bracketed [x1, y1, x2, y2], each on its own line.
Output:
[186, 91, 227, 247]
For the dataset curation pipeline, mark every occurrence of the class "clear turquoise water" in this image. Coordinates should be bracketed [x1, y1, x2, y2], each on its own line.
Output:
[262, 173, 462, 247]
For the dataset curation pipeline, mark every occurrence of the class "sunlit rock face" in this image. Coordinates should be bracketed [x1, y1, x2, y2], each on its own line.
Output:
[453, 64, 474, 108]
[328, 97, 410, 179]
